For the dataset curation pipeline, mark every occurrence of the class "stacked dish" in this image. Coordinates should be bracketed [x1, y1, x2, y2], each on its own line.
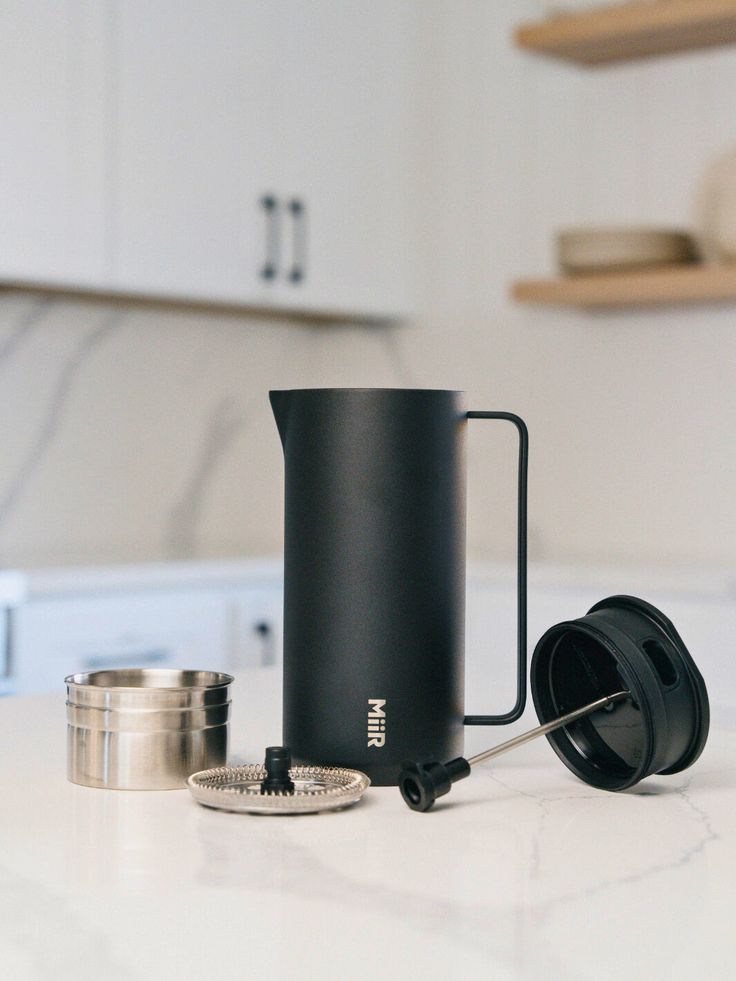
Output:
[557, 227, 698, 275]
[537, 1, 665, 14]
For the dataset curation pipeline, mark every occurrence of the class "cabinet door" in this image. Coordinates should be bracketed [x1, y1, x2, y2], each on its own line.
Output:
[113, 1, 276, 304]
[227, 587, 283, 669]
[267, 1, 417, 318]
[0, 1, 107, 286]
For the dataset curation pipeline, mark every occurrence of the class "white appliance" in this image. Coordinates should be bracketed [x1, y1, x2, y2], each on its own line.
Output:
[5, 558, 734, 725]
[7, 558, 283, 696]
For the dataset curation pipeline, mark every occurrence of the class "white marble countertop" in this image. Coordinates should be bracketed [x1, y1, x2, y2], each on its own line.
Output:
[1, 671, 734, 981]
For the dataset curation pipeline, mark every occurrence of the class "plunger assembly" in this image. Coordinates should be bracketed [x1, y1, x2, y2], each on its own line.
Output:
[400, 595, 709, 812]
[399, 691, 628, 811]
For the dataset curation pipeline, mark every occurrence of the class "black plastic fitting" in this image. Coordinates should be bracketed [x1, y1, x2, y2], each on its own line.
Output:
[260, 746, 296, 795]
[399, 756, 471, 812]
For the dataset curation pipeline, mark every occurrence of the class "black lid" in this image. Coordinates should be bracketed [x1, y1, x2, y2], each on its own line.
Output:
[531, 594, 709, 791]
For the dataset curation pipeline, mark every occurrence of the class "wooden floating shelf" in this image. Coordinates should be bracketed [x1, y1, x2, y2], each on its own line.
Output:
[515, 0, 736, 66]
[511, 264, 736, 309]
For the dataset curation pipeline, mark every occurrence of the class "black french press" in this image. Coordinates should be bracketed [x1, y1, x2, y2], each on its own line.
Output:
[270, 388, 709, 796]
[270, 388, 527, 785]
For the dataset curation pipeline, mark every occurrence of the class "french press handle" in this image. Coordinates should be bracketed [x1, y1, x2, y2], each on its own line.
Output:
[464, 411, 528, 726]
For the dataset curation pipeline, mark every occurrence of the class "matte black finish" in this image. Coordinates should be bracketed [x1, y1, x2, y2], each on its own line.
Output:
[270, 388, 528, 785]
[398, 597, 709, 812]
[531, 595, 709, 791]
[287, 198, 307, 283]
[399, 756, 471, 812]
[259, 194, 279, 281]
[260, 746, 295, 795]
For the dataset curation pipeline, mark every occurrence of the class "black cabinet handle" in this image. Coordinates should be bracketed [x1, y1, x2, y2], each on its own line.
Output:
[259, 194, 280, 281]
[287, 198, 307, 284]
[254, 620, 277, 667]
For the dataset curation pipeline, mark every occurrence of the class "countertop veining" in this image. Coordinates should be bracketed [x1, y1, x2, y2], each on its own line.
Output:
[1, 671, 733, 980]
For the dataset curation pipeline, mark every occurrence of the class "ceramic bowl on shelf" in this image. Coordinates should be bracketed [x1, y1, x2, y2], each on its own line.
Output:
[537, 1, 616, 13]
[557, 226, 698, 275]
[537, 1, 667, 15]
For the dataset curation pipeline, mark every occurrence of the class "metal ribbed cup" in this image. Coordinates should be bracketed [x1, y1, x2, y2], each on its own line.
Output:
[65, 669, 233, 790]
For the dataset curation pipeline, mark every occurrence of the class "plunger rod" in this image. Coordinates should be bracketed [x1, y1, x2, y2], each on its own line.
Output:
[399, 690, 633, 812]
[466, 690, 630, 768]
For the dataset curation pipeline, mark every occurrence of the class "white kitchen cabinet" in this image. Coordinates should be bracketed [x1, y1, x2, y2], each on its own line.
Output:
[227, 587, 283, 669]
[112, 1, 276, 306]
[112, 0, 417, 319]
[0, 2, 417, 319]
[259, 1, 417, 317]
[0, 1, 108, 287]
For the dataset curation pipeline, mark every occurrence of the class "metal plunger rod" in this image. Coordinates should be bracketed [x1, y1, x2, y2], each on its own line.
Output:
[466, 690, 630, 768]
[399, 689, 633, 812]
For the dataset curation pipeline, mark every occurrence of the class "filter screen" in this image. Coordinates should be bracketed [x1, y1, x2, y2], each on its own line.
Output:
[547, 633, 645, 775]
[188, 763, 370, 814]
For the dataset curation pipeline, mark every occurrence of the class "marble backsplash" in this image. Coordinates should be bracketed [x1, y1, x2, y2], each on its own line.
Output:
[1, 287, 734, 575]
[0, 292, 322, 567]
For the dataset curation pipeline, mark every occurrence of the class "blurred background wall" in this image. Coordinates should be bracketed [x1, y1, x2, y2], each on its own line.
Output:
[0, 0, 733, 571]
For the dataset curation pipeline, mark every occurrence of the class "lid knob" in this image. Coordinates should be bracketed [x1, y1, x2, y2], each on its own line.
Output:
[260, 746, 296, 795]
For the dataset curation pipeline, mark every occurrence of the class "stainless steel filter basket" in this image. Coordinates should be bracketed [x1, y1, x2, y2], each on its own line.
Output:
[65, 669, 234, 790]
